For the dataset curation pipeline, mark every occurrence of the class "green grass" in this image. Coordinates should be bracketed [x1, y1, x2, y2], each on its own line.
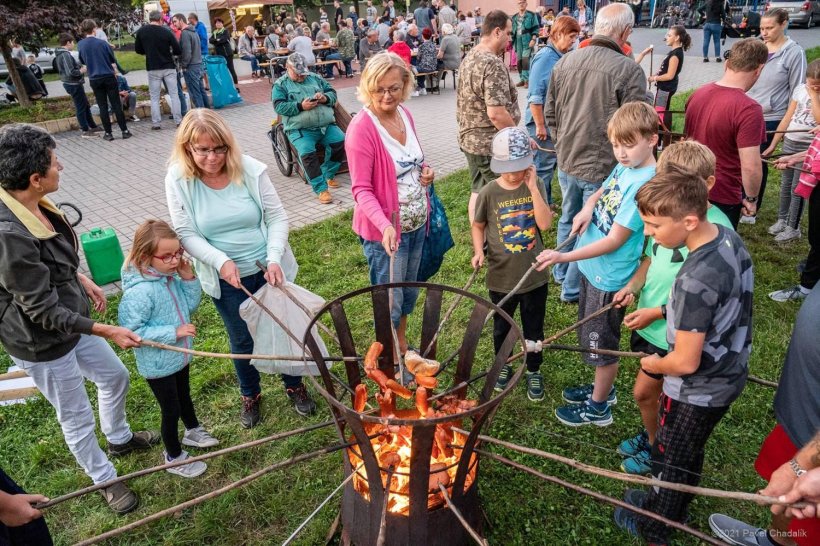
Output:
[0, 159, 803, 544]
[0, 86, 150, 126]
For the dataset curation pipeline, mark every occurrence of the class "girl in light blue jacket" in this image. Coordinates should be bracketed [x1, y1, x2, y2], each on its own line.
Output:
[119, 220, 218, 478]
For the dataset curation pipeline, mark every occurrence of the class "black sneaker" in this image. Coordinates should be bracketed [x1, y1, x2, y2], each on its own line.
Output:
[240, 394, 262, 428]
[103, 133, 114, 142]
[286, 384, 316, 417]
[89, 126, 103, 133]
[108, 430, 160, 456]
[151, 125, 162, 131]
[81, 130, 97, 138]
[122, 130, 132, 139]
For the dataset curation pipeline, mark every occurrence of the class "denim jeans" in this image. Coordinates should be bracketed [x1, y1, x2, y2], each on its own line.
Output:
[241, 54, 260, 73]
[342, 56, 354, 76]
[176, 70, 189, 118]
[702, 23, 722, 58]
[211, 270, 302, 397]
[183, 63, 210, 108]
[12, 335, 132, 484]
[63, 82, 97, 131]
[526, 122, 556, 205]
[361, 225, 425, 327]
[148, 68, 181, 126]
[554, 169, 601, 301]
[323, 53, 342, 77]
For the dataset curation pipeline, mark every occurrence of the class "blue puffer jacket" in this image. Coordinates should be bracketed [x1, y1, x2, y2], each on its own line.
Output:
[118, 267, 202, 379]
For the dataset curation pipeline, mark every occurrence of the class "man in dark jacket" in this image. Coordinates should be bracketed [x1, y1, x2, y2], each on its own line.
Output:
[173, 13, 209, 108]
[55, 33, 101, 137]
[188, 13, 211, 92]
[135, 10, 182, 128]
[545, 2, 647, 303]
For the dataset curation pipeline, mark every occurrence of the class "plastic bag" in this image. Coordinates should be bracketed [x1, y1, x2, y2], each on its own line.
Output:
[238, 282, 330, 376]
[204, 55, 242, 109]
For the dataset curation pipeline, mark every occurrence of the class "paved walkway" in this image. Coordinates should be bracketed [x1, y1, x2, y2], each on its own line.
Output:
[52, 24, 803, 290]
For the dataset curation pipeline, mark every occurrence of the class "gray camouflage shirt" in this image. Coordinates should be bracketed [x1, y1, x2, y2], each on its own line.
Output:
[664, 226, 753, 407]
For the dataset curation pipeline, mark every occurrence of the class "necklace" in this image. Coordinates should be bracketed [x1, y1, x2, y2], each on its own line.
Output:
[377, 110, 405, 134]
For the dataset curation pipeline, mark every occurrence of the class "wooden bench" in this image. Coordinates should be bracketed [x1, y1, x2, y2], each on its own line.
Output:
[415, 71, 440, 95]
[312, 59, 343, 79]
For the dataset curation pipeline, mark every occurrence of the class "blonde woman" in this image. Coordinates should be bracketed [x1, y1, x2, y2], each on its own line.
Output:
[164, 109, 314, 426]
[347, 52, 436, 355]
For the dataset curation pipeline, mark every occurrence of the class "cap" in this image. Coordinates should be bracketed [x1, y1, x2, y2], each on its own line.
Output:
[490, 127, 533, 174]
[287, 52, 310, 75]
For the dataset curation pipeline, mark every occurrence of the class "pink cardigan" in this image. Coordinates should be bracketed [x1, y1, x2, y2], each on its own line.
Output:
[347, 105, 428, 242]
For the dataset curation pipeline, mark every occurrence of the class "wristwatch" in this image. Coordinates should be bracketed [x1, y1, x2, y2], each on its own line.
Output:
[789, 458, 807, 477]
[660, 304, 667, 319]
[745, 195, 759, 203]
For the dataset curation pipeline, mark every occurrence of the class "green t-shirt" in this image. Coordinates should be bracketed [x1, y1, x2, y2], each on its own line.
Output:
[474, 178, 549, 293]
[636, 206, 733, 349]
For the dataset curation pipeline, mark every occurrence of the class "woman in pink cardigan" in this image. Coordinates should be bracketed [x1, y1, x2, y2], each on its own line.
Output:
[347, 52, 436, 354]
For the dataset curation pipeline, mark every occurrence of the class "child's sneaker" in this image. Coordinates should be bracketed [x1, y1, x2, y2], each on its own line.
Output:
[182, 426, 219, 448]
[165, 450, 207, 478]
[525, 371, 544, 402]
[767, 219, 787, 235]
[555, 400, 613, 427]
[617, 430, 650, 458]
[613, 488, 647, 538]
[620, 450, 652, 475]
[774, 226, 800, 243]
[494, 365, 513, 392]
[562, 383, 617, 405]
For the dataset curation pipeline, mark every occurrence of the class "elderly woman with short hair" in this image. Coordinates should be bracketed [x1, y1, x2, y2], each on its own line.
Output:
[346, 52, 436, 354]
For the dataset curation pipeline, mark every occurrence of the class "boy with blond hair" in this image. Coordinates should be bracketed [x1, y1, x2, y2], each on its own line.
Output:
[614, 164, 753, 544]
[613, 141, 734, 475]
[536, 101, 657, 426]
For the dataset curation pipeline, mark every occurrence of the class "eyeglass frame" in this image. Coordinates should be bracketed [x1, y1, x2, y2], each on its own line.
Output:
[374, 84, 403, 97]
[188, 144, 230, 157]
[153, 247, 186, 264]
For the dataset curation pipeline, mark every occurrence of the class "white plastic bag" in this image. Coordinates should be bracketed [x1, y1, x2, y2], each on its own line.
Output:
[239, 282, 330, 376]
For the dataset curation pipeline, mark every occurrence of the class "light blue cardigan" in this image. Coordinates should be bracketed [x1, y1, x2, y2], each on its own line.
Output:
[165, 155, 298, 299]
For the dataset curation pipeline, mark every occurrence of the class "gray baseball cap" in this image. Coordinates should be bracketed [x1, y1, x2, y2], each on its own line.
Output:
[287, 52, 311, 76]
[490, 127, 533, 174]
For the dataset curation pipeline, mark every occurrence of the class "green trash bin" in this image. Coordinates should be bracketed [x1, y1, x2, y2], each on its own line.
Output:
[80, 227, 124, 285]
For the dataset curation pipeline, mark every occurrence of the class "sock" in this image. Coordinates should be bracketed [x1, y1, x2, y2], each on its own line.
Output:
[800, 285, 811, 295]
[588, 399, 607, 411]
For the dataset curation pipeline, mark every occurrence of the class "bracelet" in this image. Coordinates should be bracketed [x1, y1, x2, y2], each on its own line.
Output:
[660, 304, 667, 319]
[744, 195, 758, 203]
[789, 458, 807, 477]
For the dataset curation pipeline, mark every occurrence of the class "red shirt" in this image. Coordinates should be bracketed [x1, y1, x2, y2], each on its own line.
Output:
[684, 83, 765, 205]
[387, 41, 413, 67]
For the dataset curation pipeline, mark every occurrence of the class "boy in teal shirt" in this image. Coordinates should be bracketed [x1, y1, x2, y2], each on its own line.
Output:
[613, 141, 734, 474]
[536, 101, 658, 426]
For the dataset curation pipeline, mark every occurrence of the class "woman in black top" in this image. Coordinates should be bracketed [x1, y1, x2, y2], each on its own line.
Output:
[209, 17, 239, 85]
[701, 0, 726, 62]
[637, 25, 691, 129]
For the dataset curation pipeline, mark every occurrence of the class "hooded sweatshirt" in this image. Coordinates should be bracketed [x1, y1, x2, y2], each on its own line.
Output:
[55, 47, 84, 84]
[118, 266, 202, 379]
[178, 25, 203, 69]
[747, 38, 807, 122]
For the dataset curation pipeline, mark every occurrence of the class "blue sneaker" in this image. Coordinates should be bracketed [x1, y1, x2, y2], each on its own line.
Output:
[494, 365, 513, 392]
[526, 371, 545, 402]
[562, 383, 617, 405]
[620, 448, 652, 475]
[617, 430, 650, 458]
[555, 400, 613, 427]
[613, 488, 647, 538]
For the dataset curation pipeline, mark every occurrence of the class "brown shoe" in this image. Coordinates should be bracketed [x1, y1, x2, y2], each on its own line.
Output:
[327, 178, 339, 188]
[99, 481, 139, 514]
[108, 430, 160, 456]
[318, 190, 333, 204]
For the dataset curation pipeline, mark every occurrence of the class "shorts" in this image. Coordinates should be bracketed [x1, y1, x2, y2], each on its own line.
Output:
[463, 150, 495, 192]
[755, 424, 820, 546]
[630, 330, 666, 380]
[578, 275, 626, 366]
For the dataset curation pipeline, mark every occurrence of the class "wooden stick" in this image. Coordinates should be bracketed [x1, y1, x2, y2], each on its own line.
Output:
[37, 420, 337, 510]
[282, 463, 361, 546]
[324, 512, 341, 545]
[254, 260, 342, 346]
[747, 375, 779, 388]
[388, 251, 406, 385]
[0, 387, 39, 402]
[375, 466, 395, 546]
[421, 267, 480, 358]
[465, 433, 805, 508]
[0, 369, 28, 381]
[534, 144, 556, 155]
[477, 450, 726, 546]
[438, 483, 489, 546]
[767, 129, 815, 134]
[763, 158, 811, 174]
[138, 339, 361, 362]
[73, 440, 355, 546]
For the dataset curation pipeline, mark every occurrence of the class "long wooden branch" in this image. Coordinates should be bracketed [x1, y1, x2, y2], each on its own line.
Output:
[438, 483, 489, 546]
[139, 339, 360, 362]
[422, 267, 480, 358]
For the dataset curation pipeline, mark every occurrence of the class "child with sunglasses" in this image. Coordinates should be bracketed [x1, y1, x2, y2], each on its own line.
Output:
[118, 220, 218, 478]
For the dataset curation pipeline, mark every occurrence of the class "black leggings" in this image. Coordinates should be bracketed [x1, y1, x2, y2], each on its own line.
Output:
[490, 283, 548, 372]
[146, 366, 199, 458]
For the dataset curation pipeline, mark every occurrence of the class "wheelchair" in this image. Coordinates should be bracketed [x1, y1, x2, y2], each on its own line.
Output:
[267, 101, 352, 183]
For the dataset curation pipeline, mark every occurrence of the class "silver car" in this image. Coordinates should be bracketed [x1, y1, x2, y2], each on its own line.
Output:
[0, 47, 81, 76]
[765, 0, 820, 27]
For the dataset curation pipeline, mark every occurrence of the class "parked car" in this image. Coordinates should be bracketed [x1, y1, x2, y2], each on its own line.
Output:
[0, 47, 81, 76]
[765, 0, 820, 27]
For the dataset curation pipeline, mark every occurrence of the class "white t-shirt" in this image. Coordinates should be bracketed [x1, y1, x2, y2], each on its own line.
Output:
[366, 107, 427, 232]
[786, 84, 818, 147]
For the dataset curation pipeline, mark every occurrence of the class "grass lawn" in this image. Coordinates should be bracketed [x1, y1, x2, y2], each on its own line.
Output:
[0, 86, 151, 126]
[0, 154, 805, 544]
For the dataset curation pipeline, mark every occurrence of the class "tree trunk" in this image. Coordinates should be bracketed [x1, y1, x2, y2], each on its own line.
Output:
[0, 43, 32, 108]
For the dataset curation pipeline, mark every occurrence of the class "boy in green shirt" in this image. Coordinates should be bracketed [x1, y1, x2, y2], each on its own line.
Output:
[613, 141, 733, 475]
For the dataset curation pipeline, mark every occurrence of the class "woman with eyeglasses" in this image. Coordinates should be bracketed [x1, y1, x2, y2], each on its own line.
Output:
[347, 52, 436, 356]
[165, 109, 315, 427]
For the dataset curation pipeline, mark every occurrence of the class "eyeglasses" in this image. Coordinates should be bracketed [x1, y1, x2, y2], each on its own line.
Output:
[375, 85, 403, 97]
[153, 247, 185, 264]
[189, 145, 229, 157]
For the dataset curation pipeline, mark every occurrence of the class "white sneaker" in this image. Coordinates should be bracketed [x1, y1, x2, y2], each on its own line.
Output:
[419, 88, 427, 96]
[774, 226, 801, 243]
[182, 426, 220, 448]
[767, 219, 787, 235]
[411, 90, 419, 97]
[739, 215, 756, 225]
[165, 450, 207, 478]
[768, 285, 809, 303]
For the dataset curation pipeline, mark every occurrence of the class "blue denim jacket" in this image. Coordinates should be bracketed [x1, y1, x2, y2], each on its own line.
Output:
[524, 43, 564, 128]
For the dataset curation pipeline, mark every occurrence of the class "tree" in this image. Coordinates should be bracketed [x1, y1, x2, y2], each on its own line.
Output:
[0, 0, 137, 107]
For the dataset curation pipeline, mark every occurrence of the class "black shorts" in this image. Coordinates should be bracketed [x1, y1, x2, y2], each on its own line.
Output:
[630, 330, 666, 380]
